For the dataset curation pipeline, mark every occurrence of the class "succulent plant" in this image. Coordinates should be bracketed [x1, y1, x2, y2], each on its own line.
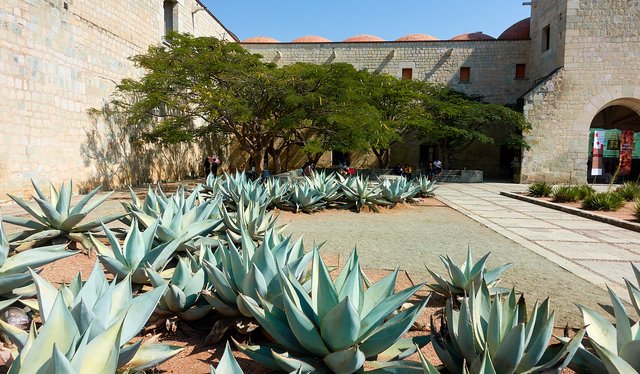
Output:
[307, 170, 342, 204]
[210, 341, 245, 374]
[121, 184, 170, 221]
[4, 179, 123, 250]
[129, 187, 222, 251]
[91, 219, 183, 285]
[236, 249, 429, 373]
[202, 229, 313, 320]
[283, 182, 326, 213]
[146, 253, 212, 321]
[426, 249, 513, 297]
[0, 215, 77, 308]
[264, 177, 292, 209]
[414, 175, 438, 198]
[0, 261, 182, 372]
[568, 263, 640, 373]
[431, 285, 585, 373]
[200, 172, 223, 198]
[338, 175, 390, 213]
[219, 199, 286, 243]
[527, 182, 553, 197]
[380, 178, 420, 205]
[219, 171, 268, 210]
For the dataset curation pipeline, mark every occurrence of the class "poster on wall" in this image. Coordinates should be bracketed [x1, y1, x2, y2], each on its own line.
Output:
[603, 129, 621, 158]
[591, 130, 605, 176]
[620, 130, 634, 176]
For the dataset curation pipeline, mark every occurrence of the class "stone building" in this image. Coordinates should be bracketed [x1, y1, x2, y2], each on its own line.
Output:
[0, 0, 235, 197]
[242, 0, 640, 183]
[1, 0, 639, 197]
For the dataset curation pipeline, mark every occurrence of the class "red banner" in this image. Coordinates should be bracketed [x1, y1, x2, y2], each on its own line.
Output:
[620, 130, 634, 176]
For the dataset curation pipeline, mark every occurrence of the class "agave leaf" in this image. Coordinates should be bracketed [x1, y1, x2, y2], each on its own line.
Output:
[619, 340, 640, 371]
[484, 263, 513, 285]
[165, 285, 187, 313]
[121, 285, 166, 344]
[50, 344, 78, 374]
[272, 351, 319, 373]
[359, 283, 423, 339]
[516, 312, 554, 372]
[73, 212, 125, 232]
[118, 340, 143, 368]
[204, 262, 238, 305]
[69, 186, 102, 216]
[79, 190, 114, 215]
[2, 244, 75, 274]
[591, 338, 638, 373]
[477, 350, 498, 374]
[492, 323, 526, 374]
[626, 280, 640, 318]
[578, 304, 617, 353]
[56, 180, 72, 220]
[6, 194, 48, 225]
[30, 269, 60, 322]
[607, 285, 633, 350]
[72, 316, 123, 374]
[211, 341, 244, 374]
[323, 346, 366, 374]
[1, 215, 47, 231]
[234, 340, 283, 370]
[123, 341, 184, 371]
[311, 249, 339, 321]
[32, 196, 64, 228]
[534, 329, 586, 371]
[320, 297, 360, 352]
[282, 291, 330, 357]
[0, 319, 29, 349]
[361, 269, 398, 316]
[418, 346, 441, 374]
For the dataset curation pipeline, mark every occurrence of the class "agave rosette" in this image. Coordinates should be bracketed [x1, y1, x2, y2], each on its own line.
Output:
[307, 170, 342, 204]
[283, 182, 326, 213]
[426, 249, 513, 297]
[380, 177, 420, 205]
[0, 215, 77, 308]
[0, 261, 182, 372]
[431, 284, 585, 373]
[569, 263, 640, 373]
[414, 175, 438, 197]
[219, 199, 286, 243]
[338, 175, 390, 213]
[219, 171, 268, 210]
[236, 249, 429, 373]
[264, 177, 292, 209]
[4, 179, 123, 250]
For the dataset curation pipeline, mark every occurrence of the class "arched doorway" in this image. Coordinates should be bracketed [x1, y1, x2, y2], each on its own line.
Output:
[588, 100, 640, 182]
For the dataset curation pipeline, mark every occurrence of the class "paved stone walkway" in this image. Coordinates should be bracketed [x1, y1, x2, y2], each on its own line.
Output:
[437, 182, 640, 302]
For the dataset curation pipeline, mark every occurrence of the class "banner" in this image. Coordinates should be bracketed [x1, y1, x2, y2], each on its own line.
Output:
[603, 129, 621, 158]
[591, 130, 605, 176]
[635, 132, 640, 159]
[620, 130, 634, 175]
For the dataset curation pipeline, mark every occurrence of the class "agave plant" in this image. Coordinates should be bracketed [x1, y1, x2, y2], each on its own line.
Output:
[307, 170, 342, 204]
[426, 249, 513, 297]
[0, 261, 182, 372]
[91, 219, 183, 285]
[431, 284, 585, 373]
[414, 175, 438, 198]
[129, 187, 222, 251]
[236, 249, 429, 373]
[219, 199, 286, 243]
[210, 341, 245, 374]
[0, 215, 77, 308]
[202, 229, 313, 343]
[264, 177, 291, 209]
[199, 172, 223, 198]
[4, 179, 123, 250]
[380, 177, 420, 205]
[219, 171, 268, 210]
[338, 175, 390, 213]
[283, 182, 326, 213]
[568, 263, 640, 373]
[121, 184, 170, 222]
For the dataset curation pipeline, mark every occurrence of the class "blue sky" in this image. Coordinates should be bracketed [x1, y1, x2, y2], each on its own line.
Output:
[203, 1, 531, 42]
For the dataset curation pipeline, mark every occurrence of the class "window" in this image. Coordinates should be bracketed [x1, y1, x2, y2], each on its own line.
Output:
[401, 68, 413, 80]
[515, 64, 526, 79]
[459, 67, 471, 83]
[542, 24, 551, 52]
[164, 1, 176, 36]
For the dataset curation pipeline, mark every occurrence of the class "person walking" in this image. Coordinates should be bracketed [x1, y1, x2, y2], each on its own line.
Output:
[203, 155, 213, 177]
[211, 155, 221, 178]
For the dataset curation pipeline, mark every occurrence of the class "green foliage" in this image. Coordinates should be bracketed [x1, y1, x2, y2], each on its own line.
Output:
[0, 215, 76, 308]
[379, 177, 420, 205]
[219, 199, 287, 243]
[569, 263, 640, 373]
[338, 175, 390, 213]
[615, 182, 640, 201]
[305, 171, 342, 204]
[4, 179, 123, 250]
[264, 177, 292, 209]
[426, 249, 512, 297]
[236, 249, 429, 373]
[0, 261, 182, 372]
[552, 185, 581, 203]
[431, 285, 584, 373]
[414, 175, 438, 198]
[527, 182, 553, 197]
[218, 171, 268, 210]
[581, 192, 625, 211]
[283, 182, 327, 213]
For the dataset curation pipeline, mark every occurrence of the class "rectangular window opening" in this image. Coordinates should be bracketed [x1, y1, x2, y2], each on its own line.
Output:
[515, 64, 526, 79]
[401, 68, 413, 80]
[164, 1, 176, 36]
[542, 24, 551, 52]
[459, 67, 471, 83]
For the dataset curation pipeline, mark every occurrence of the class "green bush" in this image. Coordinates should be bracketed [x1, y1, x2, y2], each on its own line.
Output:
[575, 184, 596, 200]
[581, 192, 625, 211]
[615, 182, 640, 201]
[552, 185, 580, 203]
[528, 182, 553, 197]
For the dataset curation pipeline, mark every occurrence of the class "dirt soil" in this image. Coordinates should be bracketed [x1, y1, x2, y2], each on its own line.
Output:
[536, 196, 638, 223]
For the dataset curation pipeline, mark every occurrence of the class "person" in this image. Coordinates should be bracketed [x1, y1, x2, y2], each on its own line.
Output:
[304, 163, 314, 177]
[210, 155, 221, 179]
[393, 164, 403, 176]
[203, 155, 213, 177]
[434, 159, 443, 175]
[427, 162, 435, 180]
[403, 164, 413, 180]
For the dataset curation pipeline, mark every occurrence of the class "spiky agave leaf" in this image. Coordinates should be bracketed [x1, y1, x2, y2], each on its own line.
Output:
[338, 175, 390, 213]
[237, 248, 428, 373]
[219, 199, 287, 243]
[414, 175, 438, 197]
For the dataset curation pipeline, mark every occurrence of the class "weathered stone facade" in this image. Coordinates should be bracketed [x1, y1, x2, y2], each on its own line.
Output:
[0, 0, 232, 197]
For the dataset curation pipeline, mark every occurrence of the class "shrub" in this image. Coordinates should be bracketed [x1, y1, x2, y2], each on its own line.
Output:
[528, 182, 552, 197]
[615, 182, 640, 201]
[552, 185, 580, 203]
[575, 184, 596, 200]
[581, 192, 625, 211]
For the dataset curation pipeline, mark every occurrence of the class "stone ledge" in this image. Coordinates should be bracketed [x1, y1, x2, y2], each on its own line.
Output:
[500, 191, 640, 233]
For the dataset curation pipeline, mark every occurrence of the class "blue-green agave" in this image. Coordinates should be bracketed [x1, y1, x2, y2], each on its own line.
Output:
[219, 171, 268, 210]
[283, 182, 326, 213]
[4, 179, 123, 250]
[210, 341, 245, 374]
[264, 177, 292, 209]
[0, 261, 182, 372]
[426, 249, 513, 297]
[236, 249, 429, 373]
[0, 215, 77, 308]
[307, 171, 342, 204]
[568, 263, 640, 373]
[431, 284, 585, 373]
[219, 199, 286, 243]
[414, 175, 438, 197]
[338, 175, 390, 213]
[380, 178, 420, 205]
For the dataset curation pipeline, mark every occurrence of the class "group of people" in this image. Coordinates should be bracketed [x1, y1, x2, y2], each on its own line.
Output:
[393, 160, 443, 180]
[203, 155, 221, 178]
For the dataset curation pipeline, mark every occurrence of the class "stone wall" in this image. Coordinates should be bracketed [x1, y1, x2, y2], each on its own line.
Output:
[245, 40, 531, 104]
[521, 0, 640, 183]
[0, 0, 230, 198]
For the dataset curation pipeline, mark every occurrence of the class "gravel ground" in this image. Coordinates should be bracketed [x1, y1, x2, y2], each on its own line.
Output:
[279, 204, 614, 327]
